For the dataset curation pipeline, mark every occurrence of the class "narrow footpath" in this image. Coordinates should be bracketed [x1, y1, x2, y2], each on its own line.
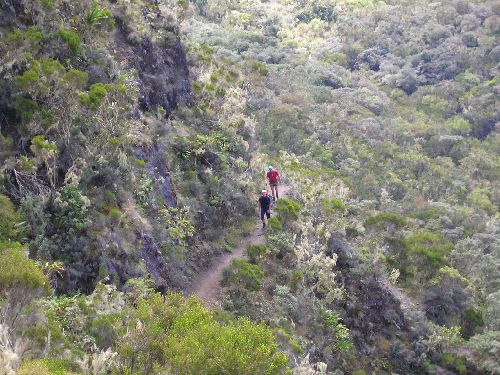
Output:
[191, 185, 289, 307]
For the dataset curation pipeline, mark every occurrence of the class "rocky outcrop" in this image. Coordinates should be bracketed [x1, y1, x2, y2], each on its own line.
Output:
[113, 16, 191, 115]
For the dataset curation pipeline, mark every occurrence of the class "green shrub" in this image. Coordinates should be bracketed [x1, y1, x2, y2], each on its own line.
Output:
[290, 271, 303, 292]
[404, 230, 453, 268]
[117, 293, 288, 374]
[104, 190, 117, 202]
[90, 313, 121, 348]
[409, 206, 446, 221]
[0, 194, 24, 242]
[134, 159, 146, 168]
[17, 358, 79, 375]
[15, 69, 40, 89]
[108, 207, 123, 219]
[224, 259, 265, 291]
[0, 242, 51, 295]
[80, 83, 108, 108]
[79, 83, 126, 109]
[15, 59, 65, 91]
[7, 26, 43, 47]
[58, 28, 81, 55]
[252, 61, 269, 76]
[322, 198, 347, 213]
[267, 216, 283, 231]
[192, 81, 203, 93]
[274, 198, 302, 222]
[246, 243, 267, 263]
[466, 188, 497, 215]
[444, 116, 471, 135]
[84, 4, 115, 28]
[365, 212, 406, 229]
[322, 310, 353, 352]
[322, 51, 349, 67]
[40, 0, 55, 10]
[345, 227, 359, 238]
[62, 69, 89, 89]
[461, 308, 484, 339]
[31, 134, 58, 152]
[441, 353, 467, 375]
[54, 185, 90, 231]
[275, 328, 302, 353]
[418, 95, 449, 117]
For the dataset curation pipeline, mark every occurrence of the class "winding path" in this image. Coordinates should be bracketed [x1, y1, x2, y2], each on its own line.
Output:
[191, 185, 289, 307]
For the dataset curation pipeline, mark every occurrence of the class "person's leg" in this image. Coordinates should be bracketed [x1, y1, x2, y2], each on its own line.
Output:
[266, 210, 271, 219]
[271, 185, 276, 201]
[275, 184, 279, 200]
[260, 208, 266, 227]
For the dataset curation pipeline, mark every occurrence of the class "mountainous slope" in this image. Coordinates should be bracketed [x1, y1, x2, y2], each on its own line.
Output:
[0, 0, 499, 374]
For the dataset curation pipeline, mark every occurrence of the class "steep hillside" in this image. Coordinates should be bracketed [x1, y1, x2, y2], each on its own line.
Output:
[0, 0, 499, 374]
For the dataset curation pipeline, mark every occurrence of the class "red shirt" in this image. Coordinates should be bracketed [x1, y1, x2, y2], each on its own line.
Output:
[266, 170, 279, 183]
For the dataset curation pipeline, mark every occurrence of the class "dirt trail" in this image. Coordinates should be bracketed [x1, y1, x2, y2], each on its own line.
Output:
[191, 185, 289, 307]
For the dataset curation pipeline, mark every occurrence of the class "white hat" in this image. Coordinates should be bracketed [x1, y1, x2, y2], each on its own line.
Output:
[261, 190, 267, 194]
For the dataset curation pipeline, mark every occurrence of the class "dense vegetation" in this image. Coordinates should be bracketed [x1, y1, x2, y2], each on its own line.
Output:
[0, 0, 499, 374]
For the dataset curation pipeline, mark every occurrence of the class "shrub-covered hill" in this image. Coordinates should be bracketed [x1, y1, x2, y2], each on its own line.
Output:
[1, 0, 499, 373]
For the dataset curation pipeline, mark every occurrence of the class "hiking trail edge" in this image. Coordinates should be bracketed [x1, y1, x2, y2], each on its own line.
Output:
[190, 185, 289, 307]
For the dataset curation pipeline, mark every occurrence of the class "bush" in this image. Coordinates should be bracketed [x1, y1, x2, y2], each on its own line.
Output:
[116, 293, 288, 374]
[418, 94, 449, 117]
[290, 271, 303, 292]
[79, 83, 111, 109]
[440, 353, 467, 375]
[252, 61, 269, 76]
[365, 212, 406, 229]
[322, 310, 353, 352]
[58, 28, 81, 55]
[322, 198, 347, 213]
[14, 96, 39, 124]
[345, 227, 359, 238]
[0, 241, 51, 297]
[54, 185, 90, 231]
[62, 69, 89, 90]
[274, 198, 302, 223]
[405, 230, 453, 268]
[17, 358, 79, 375]
[41, 0, 54, 10]
[461, 308, 484, 339]
[223, 259, 265, 291]
[108, 207, 123, 219]
[466, 188, 497, 215]
[267, 216, 283, 231]
[84, 5, 115, 28]
[246, 243, 267, 263]
[466, 331, 500, 374]
[134, 159, 146, 168]
[0, 194, 24, 242]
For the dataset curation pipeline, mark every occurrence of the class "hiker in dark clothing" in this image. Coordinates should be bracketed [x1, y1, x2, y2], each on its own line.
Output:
[259, 190, 272, 227]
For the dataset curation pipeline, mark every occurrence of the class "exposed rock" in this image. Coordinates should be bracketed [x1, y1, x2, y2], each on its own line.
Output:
[113, 19, 190, 114]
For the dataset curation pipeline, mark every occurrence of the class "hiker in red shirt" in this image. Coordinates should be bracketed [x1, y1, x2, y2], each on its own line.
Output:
[266, 165, 280, 201]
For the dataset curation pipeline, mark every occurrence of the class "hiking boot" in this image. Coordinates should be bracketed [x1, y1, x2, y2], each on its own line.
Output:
[262, 222, 266, 228]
